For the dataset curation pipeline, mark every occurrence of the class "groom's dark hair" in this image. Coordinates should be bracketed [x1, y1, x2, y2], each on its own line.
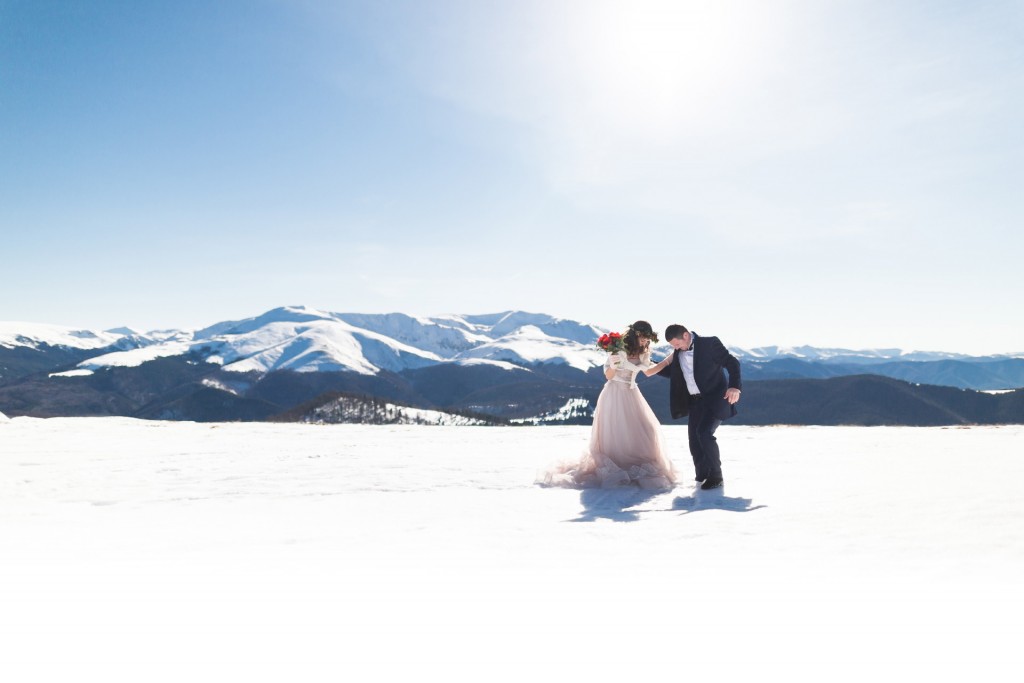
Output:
[664, 324, 689, 341]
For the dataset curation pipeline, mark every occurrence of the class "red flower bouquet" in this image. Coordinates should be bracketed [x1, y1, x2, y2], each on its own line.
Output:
[596, 331, 625, 353]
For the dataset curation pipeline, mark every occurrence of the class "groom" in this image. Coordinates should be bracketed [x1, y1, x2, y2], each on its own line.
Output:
[657, 324, 742, 490]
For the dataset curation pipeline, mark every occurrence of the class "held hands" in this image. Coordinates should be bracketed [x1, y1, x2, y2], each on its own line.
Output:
[724, 388, 741, 405]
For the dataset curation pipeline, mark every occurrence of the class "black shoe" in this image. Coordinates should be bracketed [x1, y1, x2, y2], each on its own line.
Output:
[700, 477, 723, 490]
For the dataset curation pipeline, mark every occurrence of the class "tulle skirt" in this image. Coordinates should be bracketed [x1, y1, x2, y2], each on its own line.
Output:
[540, 381, 677, 489]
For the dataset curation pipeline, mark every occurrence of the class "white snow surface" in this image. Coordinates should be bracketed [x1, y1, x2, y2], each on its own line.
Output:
[451, 357, 525, 371]
[70, 339, 195, 374]
[456, 324, 604, 371]
[47, 368, 95, 378]
[2, 418, 1021, 678]
[207, 319, 442, 375]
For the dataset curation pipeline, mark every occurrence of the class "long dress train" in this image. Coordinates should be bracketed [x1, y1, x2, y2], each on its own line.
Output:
[540, 351, 677, 489]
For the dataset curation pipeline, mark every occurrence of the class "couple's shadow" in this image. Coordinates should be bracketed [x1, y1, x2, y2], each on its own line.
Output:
[570, 486, 765, 522]
[670, 488, 766, 515]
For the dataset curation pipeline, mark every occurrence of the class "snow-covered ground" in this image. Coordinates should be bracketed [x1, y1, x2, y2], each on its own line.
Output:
[2, 418, 1022, 680]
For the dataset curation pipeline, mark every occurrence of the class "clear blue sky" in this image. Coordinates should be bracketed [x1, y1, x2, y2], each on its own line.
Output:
[2, 0, 1022, 354]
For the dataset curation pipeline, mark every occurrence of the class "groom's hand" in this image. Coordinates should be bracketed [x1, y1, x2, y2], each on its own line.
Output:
[724, 388, 741, 404]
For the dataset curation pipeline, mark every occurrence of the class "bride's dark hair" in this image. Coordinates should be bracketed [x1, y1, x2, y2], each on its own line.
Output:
[623, 320, 658, 356]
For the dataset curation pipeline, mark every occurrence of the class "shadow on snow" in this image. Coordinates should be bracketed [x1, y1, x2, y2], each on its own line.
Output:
[568, 486, 765, 522]
[570, 487, 665, 523]
[671, 489, 766, 515]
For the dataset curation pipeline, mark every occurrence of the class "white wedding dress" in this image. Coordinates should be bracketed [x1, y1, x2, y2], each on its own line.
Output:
[540, 351, 677, 489]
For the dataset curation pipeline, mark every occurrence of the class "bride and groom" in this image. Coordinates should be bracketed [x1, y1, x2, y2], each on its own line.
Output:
[542, 320, 742, 491]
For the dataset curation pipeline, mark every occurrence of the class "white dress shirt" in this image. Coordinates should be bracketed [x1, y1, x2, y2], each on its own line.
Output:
[678, 338, 700, 395]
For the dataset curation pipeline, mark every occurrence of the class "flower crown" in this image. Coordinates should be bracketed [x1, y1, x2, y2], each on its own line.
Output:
[628, 324, 659, 343]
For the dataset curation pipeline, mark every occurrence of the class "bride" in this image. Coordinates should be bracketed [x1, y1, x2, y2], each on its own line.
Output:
[540, 321, 678, 489]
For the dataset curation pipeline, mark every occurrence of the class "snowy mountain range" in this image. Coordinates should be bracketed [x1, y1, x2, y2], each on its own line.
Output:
[2, 305, 1015, 380]
[2, 306, 1022, 425]
[1, 306, 605, 377]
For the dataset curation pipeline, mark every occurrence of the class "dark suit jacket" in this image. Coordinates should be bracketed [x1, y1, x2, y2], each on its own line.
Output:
[657, 333, 742, 421]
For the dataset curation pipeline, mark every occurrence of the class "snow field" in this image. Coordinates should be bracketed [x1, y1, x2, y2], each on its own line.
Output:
[1, 418, 1022, 679]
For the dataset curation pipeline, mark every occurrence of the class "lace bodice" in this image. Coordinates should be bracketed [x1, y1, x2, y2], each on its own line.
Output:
[605, 351, 652, 386]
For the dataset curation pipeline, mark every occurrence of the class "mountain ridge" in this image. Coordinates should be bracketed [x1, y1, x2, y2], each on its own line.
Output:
[2, 307, 1023, 425]
[4, 305, 1020, 378]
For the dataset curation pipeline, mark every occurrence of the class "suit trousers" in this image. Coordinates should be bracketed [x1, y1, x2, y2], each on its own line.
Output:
[687, 396, 723, 481]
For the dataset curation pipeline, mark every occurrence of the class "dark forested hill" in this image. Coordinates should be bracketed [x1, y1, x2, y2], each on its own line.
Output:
[1, 352, 1021, 425]
[638, 374, 1023, 426]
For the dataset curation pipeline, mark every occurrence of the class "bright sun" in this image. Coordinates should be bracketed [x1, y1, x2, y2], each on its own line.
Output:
[559, 0, 776, 134]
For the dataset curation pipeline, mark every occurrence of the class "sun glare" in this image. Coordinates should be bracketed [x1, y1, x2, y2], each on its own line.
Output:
[561, 0, 775, 136]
